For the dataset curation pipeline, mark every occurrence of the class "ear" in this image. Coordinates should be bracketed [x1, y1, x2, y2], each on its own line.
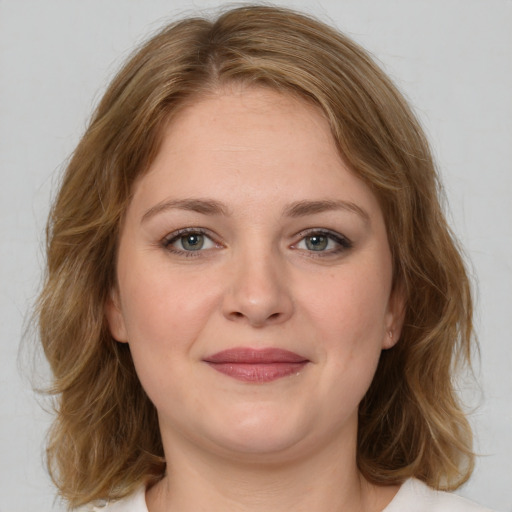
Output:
[382, 283, 406, 350]
[105, 288, 128, 343]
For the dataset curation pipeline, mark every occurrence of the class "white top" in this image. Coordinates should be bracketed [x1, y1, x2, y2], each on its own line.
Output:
[85, 478, 493, 511]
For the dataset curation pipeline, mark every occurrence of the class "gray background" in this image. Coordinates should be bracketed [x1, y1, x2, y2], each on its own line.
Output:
[1, 0, 511, 510]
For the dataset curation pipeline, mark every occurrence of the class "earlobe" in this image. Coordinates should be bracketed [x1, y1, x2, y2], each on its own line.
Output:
[382, 284, 406, 350]
[105, 289, 128, 343]
[383, 330, 395, 350]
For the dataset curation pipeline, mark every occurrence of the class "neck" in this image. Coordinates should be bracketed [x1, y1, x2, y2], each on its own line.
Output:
[146, 427, 398, 512]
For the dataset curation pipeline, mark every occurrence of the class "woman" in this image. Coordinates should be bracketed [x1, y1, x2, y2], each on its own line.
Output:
[37, 5, 492, 511]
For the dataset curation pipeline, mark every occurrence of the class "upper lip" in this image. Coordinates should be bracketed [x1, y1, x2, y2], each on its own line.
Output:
[204, 347, 308, 364]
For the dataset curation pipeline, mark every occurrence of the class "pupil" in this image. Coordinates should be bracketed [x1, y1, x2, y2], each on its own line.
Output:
[182, 234, 204, 251]
[306, 235, 328, 251]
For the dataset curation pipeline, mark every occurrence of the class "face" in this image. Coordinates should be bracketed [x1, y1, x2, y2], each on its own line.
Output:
[107, 87, 403, 463]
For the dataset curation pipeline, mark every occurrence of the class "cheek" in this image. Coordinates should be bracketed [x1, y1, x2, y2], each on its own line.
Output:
[118, 256, 221, 356]
[118, 266, 222, 408]
[299, 257, 391, 391]
[306, 267, 390, 342]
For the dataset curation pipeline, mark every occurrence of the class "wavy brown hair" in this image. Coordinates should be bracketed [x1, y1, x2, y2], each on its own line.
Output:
[36, 5, 475, 508]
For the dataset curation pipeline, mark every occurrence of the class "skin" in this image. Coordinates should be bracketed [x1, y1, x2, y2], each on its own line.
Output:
[106, 86, 404, 512]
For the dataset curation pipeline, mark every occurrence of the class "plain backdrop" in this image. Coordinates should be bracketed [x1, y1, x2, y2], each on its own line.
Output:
[1, 1, 511, 510]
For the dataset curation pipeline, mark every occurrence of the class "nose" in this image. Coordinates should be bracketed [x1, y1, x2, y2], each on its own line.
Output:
[222, 247, 294, 327]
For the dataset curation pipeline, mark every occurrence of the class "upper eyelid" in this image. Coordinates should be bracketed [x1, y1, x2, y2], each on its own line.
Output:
[291, 228, 353, 252]
[292, 227, 351, 242]
[161, 228, 221, 250]
[163, 227, 215, 240]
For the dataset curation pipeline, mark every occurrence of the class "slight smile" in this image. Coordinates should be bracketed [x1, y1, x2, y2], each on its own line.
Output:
[203, 347, 310, 383]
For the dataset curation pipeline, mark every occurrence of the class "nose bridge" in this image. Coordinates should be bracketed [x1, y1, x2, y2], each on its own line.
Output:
[223, 238, 293, 326]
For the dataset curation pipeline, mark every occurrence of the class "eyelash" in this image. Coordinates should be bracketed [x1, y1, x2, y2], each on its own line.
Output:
[161, 228, 353, 258]
[292, 229, 353, 257]
[162, 228, 220, 258]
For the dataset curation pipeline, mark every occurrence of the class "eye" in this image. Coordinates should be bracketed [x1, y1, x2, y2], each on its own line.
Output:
[302, 234, 331, 251]
[163, 229, 218, 254]
[293, 230, 352, 255]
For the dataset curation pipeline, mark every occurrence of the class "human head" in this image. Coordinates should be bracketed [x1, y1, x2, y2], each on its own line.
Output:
[37, 5, 474, 507]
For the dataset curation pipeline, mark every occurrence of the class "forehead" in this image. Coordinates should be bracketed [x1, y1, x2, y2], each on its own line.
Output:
[161, 86, 335, 165]
[128, 86, 383, 221]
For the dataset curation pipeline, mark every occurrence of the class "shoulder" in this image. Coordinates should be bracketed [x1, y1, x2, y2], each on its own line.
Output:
[75, 486, 147, 512]
[384, 479, 494, 512]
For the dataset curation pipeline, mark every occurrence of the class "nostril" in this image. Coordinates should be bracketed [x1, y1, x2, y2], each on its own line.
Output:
[229, 311, 282, 323]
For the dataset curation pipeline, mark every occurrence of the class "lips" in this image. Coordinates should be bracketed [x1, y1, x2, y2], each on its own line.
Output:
[204, 347, 309, 383]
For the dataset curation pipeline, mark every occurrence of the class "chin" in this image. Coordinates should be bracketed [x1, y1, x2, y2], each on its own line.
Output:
[199, 402, 316, 460]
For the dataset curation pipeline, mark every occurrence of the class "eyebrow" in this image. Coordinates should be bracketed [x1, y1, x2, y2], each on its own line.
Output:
[141, 198, 230, 223]
[141, 197, 370, 225]
[282, 199, 371, 224]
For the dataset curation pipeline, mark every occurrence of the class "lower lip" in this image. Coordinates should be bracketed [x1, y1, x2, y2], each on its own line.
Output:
[206, 362, 308, 382]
